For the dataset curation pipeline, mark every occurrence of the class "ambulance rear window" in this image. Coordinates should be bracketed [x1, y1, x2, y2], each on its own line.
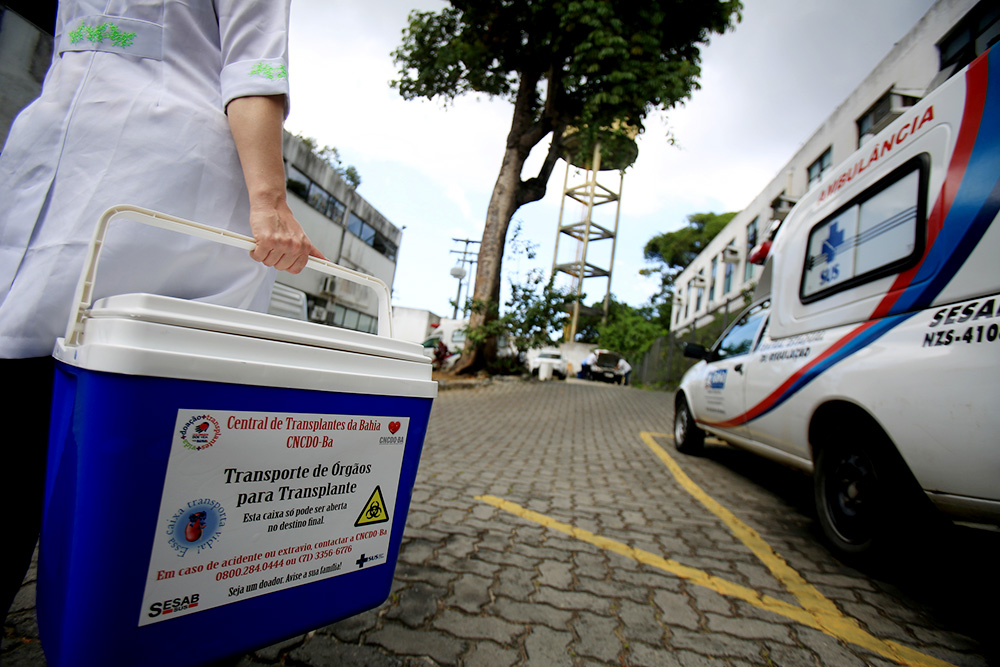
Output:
[800, 155, 927, 303]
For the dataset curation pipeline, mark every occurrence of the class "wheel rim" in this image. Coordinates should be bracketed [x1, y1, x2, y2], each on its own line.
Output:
[823, 451, 877, 545]
[674, 404, 687, 444]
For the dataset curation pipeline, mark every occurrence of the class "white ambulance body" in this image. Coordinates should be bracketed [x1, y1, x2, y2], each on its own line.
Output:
[674, 48, 1000, 557]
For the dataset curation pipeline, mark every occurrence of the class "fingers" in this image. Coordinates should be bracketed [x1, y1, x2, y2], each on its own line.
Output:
[249, 240, 311, 274]
[249, 241, 323, 274]
[248, 206, 319, 274]
[309, 244, 328, 261]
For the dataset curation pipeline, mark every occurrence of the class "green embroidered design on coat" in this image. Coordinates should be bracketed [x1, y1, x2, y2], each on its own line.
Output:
[69, 22, 137, 48]
[248, 62, 288, 81]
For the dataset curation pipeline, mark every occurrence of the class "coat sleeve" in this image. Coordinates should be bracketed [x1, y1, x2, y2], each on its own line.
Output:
[216, 0, 292, 116]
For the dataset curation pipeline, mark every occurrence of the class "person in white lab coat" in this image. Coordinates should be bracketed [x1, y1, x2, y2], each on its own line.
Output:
[0, 0, 321, 622]
[617, 357, 632, 385]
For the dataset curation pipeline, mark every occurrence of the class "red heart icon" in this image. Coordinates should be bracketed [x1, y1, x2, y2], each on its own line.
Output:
[388, 421, 401, 434]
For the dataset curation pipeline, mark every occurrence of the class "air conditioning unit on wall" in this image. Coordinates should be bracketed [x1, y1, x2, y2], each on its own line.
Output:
[770, 194, 798, 222]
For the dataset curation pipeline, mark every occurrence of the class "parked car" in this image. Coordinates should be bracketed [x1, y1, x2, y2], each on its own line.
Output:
[588, 351, 624, 383]
[674, 48, 1000, 559]
[529, 352, 567, 379]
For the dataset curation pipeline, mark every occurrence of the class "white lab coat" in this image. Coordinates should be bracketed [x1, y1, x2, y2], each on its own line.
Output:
[0, 0, 292, 358]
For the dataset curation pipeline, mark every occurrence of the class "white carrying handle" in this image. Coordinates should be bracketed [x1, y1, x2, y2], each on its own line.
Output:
[64, 205, 393, 346]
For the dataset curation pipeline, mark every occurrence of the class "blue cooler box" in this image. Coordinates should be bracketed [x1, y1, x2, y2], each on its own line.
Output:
[38, 207, 437, 667]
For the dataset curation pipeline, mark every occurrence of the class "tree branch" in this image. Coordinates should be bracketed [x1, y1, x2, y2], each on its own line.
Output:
[518, 120, 567, 206]
[506, 69, 542, 150]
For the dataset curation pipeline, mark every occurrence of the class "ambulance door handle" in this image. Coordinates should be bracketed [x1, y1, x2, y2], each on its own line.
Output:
[734, 363, 744, 375]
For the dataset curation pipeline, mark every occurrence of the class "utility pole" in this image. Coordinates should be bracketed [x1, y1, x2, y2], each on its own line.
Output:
[450, 238, 480, 319]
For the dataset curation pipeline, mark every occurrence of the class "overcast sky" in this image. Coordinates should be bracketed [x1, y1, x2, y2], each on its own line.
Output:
[285, 0, 937, 318]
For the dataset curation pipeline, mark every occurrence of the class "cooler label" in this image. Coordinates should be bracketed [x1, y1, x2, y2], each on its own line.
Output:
[137, 409, 409, 626]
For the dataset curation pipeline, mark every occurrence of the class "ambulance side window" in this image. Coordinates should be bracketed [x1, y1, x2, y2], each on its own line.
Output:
[801, 155, 928, 303]
[715, 302, 769, 360]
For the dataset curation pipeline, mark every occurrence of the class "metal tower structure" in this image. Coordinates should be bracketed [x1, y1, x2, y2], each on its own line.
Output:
[552, 135, 636, 341]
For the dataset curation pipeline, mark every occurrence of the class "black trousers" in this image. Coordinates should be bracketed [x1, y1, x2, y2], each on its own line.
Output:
[2, 356, 54, 622]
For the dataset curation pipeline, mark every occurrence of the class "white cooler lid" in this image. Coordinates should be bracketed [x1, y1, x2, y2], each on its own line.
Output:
[53, 294, 436, 398]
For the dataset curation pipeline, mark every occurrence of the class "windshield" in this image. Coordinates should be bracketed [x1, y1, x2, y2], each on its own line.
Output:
[714, 302, 769, 360]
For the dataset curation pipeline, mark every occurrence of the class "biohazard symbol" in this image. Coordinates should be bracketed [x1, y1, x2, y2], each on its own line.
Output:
[354, 485, 389, 527]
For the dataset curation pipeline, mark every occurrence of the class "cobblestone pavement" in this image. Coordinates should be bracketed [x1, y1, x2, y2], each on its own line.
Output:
[4, 378, 998, 666]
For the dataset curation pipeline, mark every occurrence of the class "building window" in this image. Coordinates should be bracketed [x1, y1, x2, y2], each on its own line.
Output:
[372, 235, 398, 262]
[307, 182, 337, 217]
[723, 259, 734, 294]
[347, 212, 365, 239]
[744, 217, 759, 282]
[346, 212, 397, 261]
[856, 90, 920, 147]
[327, 197, 346, 224]
[286, 164, 310, 200]
[357, 313, 374, 334]
[287, 161, 347, 225]
[938, 2, 1000, 73]
[807, 148, 833, 190]
[285, 162, 397, 261]
[330, 300, 379, 335]
[709, 256, 718, 301]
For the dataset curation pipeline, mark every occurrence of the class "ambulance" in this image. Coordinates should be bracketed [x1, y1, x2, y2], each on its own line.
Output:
[674, 47, 1000, 557]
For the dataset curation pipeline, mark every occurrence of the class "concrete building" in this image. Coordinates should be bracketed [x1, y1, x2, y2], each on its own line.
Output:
[281, 133, 402, 333]
[0, 5, 402, 335]
[671, 0, 998, 332]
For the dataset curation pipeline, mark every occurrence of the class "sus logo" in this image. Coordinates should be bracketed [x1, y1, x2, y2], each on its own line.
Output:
[706, 369, 727, 390]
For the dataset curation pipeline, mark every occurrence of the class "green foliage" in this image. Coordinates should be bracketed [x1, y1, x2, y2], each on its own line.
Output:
[506, 275, 577, 353]
[641, 211, 738, 324]
[391, 0, 741, 373]
[460, 223, 575, 371]
[595, 301, 667, 363]
[565, 296, 666, 366]
[294, 133, 362, 189]
[644, 211, 736, 269]
[464, 274, 576, 357]
[391, 0, 743, 168]
[657, 314, 729, 390]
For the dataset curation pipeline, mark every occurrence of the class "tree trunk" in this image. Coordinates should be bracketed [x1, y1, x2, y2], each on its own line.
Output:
[453, 147, 524, 374]
[453, 71, 566, 375]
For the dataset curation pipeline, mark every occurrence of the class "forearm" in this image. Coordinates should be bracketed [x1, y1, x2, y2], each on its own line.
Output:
[226, 95, 288, 208]
[226, 95, 322, 272]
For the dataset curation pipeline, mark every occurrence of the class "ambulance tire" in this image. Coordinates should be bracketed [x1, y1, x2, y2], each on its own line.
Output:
[674, 395, 705, 455]
[813, 430, 912, 559]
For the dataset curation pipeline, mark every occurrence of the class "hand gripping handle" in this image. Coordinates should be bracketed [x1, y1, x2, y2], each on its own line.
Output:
[64, 205, 393, 346]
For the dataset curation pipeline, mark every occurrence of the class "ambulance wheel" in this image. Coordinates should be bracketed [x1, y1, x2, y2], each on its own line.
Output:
[813, 428, 916, 559]
[674, 396, 704, 455]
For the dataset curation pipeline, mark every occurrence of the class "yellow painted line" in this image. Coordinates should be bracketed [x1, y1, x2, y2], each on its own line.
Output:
[638, 432, 956, 667]
[640, 431, 840, 616]
[473, 432, 960, 667]
[476, 495, 825, 623]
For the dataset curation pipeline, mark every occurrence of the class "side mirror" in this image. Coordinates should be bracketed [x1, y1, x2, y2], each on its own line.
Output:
[683, 342, 710, 360]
